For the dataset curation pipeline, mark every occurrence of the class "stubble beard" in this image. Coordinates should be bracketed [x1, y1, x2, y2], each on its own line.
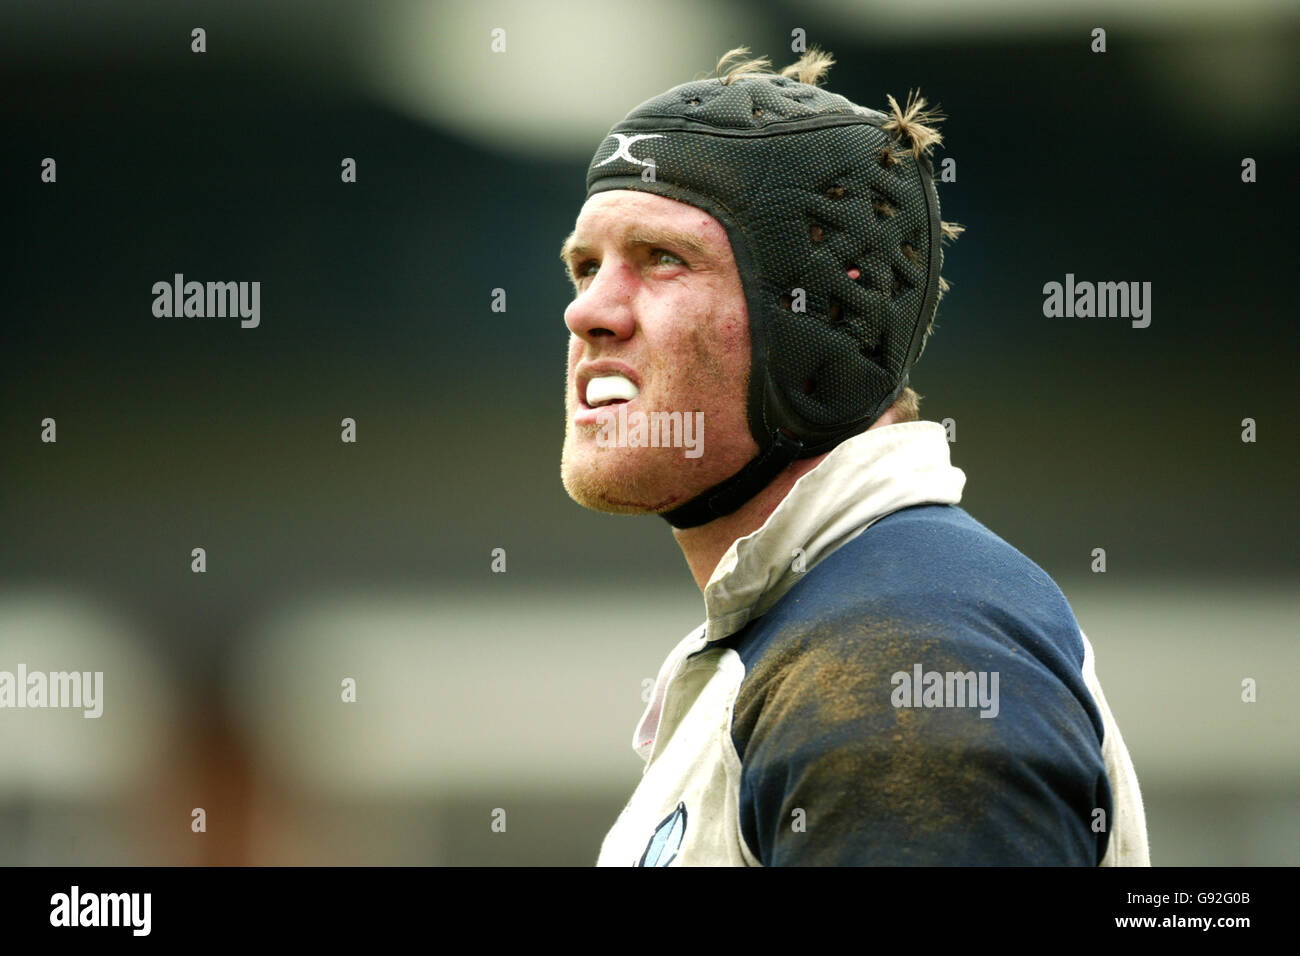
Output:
[560, 324, 745, 516]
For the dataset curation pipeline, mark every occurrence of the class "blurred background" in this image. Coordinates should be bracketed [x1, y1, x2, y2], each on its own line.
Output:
[1, 0, 1297, 865]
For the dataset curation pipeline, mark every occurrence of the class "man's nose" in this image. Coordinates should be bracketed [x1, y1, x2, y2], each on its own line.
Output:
[564, 260, 636, 343]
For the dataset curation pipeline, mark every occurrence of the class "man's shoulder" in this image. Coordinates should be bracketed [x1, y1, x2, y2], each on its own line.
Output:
[815, 502, 1072, 620]
[720, 503, 1112, 865]
[723, 502, 1102, 753]
[734, 503, 1083, 664]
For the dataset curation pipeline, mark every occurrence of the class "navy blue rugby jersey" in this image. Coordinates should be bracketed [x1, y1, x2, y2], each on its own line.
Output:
[595, 422, 1149, 867]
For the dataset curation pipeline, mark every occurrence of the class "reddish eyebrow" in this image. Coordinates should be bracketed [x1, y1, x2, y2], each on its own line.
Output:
[558, 232, 586, 266]
[559, 227, 713, 270]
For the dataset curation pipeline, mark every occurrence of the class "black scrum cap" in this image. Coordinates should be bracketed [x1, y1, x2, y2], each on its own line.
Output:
[586, 68, 945, 528]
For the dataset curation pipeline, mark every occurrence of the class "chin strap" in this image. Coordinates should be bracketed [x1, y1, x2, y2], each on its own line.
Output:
[659, 431, 805, 530]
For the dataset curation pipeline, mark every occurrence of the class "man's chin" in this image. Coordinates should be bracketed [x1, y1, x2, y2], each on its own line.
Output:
[562, 480, 684, 515]
[560, 461, 685, 515]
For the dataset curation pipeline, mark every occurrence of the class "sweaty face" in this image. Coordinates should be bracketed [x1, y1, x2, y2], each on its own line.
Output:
[560, 190, 758, 515]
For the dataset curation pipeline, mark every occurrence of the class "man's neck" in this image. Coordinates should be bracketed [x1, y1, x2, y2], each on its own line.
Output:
[671, 452, 825, 591]
[671, 407, 902, 592]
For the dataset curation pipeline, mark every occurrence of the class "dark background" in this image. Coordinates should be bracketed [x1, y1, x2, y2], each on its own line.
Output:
[2, 0, 1297, 865]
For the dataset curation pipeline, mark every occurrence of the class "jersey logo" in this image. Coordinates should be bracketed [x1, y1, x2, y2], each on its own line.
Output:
[594, 133, 664, 168]
[637, 802, 687, 867]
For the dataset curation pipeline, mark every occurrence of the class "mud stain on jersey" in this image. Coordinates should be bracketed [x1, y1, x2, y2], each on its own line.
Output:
[732, 611, 1005, 850]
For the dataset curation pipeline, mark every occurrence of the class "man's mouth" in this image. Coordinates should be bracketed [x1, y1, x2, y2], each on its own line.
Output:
[584, 374, 640, 408]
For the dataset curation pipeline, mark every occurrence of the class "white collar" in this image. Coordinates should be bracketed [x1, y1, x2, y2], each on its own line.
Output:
[701, 420, 966, 642]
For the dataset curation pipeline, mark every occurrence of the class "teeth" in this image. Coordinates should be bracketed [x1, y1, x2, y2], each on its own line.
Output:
[586, 374, 639, 407]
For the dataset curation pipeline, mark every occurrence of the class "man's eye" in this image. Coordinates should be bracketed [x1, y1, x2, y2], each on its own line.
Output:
[574, 260, 598, 280]
[653, 249, 685, 267]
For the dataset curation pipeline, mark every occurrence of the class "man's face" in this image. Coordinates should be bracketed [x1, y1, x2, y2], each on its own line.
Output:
[559, 189, 758, 515]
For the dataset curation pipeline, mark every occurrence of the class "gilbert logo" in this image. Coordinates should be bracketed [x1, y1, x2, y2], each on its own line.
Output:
[594, 133, 663, 168]
[50, 886, 151, 936]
